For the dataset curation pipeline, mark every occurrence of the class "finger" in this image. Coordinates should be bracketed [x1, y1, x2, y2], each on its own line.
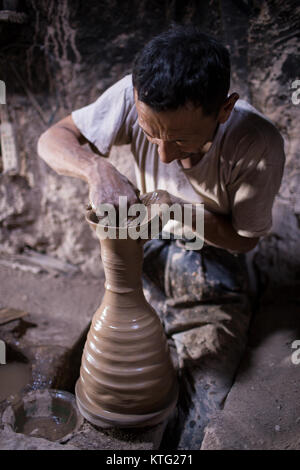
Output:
[135, 188, 141, 200]
[90, 201, 98, 213]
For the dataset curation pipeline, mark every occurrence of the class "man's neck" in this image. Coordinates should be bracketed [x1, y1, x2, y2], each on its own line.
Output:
[179, 140, 213, 169]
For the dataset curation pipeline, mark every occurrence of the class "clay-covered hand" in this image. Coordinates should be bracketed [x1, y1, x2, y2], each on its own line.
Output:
[88, 159, 140, 216]
[140, 189, 184, 208]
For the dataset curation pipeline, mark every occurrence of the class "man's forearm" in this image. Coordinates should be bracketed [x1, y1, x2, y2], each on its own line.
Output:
[168, 193, 258, 254]
[201, 209, 258, 253]
[37, 124, 100, 183]
[37, 118, 141, 209]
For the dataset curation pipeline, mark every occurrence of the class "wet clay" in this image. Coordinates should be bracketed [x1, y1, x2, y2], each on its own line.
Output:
[16, 416, 71, 442]
[75, 194, 178, 428]
[87, 190, 170, 228]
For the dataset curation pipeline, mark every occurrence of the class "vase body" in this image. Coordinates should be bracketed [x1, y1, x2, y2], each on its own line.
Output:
[75, 216, 178, 428]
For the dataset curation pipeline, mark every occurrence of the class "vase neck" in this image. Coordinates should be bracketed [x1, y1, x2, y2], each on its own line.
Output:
[100, 237, 144, 293]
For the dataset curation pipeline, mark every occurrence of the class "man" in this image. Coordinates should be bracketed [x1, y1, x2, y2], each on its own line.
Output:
[37, 26, 285, 448]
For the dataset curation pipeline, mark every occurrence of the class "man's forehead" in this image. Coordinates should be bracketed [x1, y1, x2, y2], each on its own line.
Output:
[134, 89, 205, 116]
[134, 91, 210, 137]
[137, 112, 200, 138]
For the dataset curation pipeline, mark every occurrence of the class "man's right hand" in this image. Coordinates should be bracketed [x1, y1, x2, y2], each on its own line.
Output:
[88, 158, 141, 216]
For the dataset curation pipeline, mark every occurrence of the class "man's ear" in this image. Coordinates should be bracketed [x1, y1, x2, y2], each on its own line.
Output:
[218, 93, 239, 124]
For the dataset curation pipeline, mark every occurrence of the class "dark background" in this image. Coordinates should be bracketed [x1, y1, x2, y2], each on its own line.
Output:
[0, 0, 299, 293]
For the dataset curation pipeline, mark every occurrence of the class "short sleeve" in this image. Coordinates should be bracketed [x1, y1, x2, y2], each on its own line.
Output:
[71, 74, 135, 156]
[227, 132, 285, 238]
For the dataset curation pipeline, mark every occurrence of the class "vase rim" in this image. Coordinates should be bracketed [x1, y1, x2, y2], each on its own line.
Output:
[85, 207, 161, 241]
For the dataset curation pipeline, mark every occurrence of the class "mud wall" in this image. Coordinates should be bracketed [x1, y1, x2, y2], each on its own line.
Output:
[0, 0, 299, 286]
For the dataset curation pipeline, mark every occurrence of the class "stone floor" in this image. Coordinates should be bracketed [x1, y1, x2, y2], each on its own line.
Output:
[201, 284, 300, 450]
[0, 263, 300, 450]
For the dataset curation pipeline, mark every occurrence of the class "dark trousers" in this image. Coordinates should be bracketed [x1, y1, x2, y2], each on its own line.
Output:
[142, 236, 253, 449]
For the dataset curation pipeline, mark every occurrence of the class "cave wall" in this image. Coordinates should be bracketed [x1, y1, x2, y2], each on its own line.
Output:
[0, 0, 299, 286]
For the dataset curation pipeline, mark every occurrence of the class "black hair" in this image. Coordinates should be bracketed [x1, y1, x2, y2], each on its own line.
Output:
[132, 24, 231, 116]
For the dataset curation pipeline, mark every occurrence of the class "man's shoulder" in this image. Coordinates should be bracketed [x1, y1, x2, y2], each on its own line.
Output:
[106, 74, 134, 102]
[222, 99, 285, 164]
[71, 74, 136, 155]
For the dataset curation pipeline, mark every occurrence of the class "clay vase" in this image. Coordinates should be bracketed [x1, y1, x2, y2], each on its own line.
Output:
[75, 208, 178, 428]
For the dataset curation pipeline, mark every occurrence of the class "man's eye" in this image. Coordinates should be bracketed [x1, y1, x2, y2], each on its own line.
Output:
[142, 130, 153, 139]
[143, 132, 157, 143]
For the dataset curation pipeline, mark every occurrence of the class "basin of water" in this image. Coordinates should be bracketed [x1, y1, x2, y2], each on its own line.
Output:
[2, 389, 84, 442]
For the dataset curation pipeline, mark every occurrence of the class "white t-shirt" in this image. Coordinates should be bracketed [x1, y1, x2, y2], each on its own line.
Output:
[72, 74, 285, 238]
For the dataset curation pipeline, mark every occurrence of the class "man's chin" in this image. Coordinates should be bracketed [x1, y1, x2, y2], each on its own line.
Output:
[180, 152, 200, 159]
[180, 153, 194, 159]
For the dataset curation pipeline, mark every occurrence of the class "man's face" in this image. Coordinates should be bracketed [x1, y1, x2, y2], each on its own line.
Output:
[134, 90, 220, 164]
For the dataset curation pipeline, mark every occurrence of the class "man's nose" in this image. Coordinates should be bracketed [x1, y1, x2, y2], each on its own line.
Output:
[157, 140, 180, 163]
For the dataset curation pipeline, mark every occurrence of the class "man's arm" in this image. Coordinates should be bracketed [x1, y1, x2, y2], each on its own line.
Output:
[37, 115, 100, 182]
[37, 115, 140, 210]
[165, 192, 259, 254]
[202, 209, 259, 253]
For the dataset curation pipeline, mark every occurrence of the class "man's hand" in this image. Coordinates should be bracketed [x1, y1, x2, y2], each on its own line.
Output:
[140, 189, 184, 208]
[88, 158, 141, 216]
[144, 190, 259, 253]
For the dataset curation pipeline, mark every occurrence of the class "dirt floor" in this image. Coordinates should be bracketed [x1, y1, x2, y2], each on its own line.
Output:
[0, 263, 174, 450]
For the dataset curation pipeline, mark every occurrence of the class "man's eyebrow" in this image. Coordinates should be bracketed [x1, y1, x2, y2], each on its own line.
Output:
[139, 125, 188, 141]
[139, 125, 154, 138]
